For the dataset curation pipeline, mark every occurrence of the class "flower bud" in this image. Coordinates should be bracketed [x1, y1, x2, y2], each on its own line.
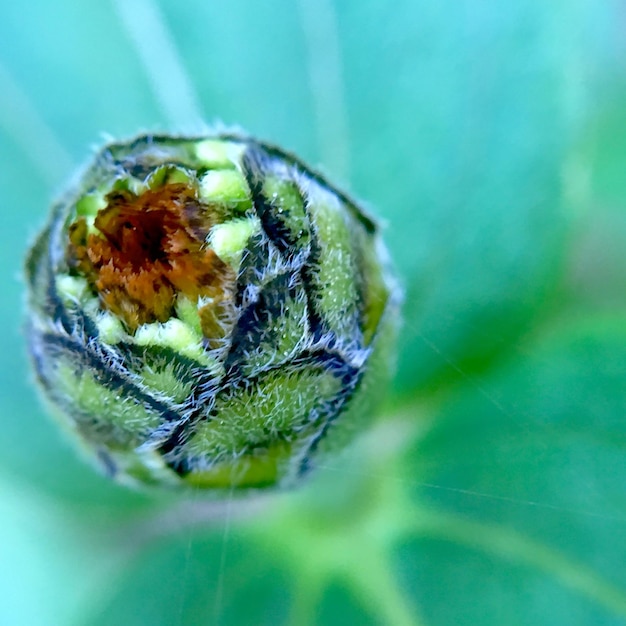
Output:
[25, 133, 399, 490]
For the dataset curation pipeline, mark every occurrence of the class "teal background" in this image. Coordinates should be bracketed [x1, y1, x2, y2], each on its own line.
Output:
[2, 1, 626, 624]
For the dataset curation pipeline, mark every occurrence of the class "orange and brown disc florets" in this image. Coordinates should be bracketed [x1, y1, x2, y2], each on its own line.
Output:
[67, 182, 235, 334]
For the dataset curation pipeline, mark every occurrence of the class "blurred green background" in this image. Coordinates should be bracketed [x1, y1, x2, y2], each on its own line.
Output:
[2, 0, 626, 624]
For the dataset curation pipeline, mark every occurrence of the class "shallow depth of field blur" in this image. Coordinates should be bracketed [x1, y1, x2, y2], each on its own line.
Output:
[3, 1, 626, 625]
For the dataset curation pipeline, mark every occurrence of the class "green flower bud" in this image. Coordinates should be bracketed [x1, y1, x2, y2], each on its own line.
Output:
[25, 133, 399, 491]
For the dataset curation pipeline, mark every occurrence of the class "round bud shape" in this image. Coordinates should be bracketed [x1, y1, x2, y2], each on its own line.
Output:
[25, 133, 399, 491]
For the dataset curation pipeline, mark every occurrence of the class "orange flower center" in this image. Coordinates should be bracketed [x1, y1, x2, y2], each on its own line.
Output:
[67, 183, 235, 337]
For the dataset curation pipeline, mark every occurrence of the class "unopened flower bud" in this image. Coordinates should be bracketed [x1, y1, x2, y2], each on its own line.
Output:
[25, 133, 399, 491]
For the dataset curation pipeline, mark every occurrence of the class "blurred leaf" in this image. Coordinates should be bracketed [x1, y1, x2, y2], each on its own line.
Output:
[84, 527, 293, 626]
[396, 318, 626, 624]
[558, 88, 626, 316]
[0, 475, 127, 626]
[346, 0, 602, 395]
